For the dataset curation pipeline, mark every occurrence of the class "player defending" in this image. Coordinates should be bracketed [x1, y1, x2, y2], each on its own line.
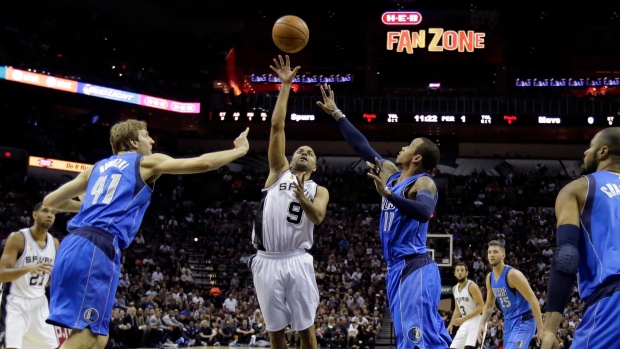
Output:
[43, 119, 250, 349]
[447, 262, 483, 349]
[0, 202, 60, 349]
[478, 241, 543, 348]
[542, 127, 620, 349]
[250, 55, 329, 349]
[317, 84, 451, 349]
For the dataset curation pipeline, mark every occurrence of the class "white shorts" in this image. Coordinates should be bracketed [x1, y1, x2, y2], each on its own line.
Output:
[1, 294, 59, 349]
[250, 250, 319, 332]
[450, 315, 481, 349]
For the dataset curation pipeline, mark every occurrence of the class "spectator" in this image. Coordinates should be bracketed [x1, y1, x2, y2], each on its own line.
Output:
[223, 294, 238, 314]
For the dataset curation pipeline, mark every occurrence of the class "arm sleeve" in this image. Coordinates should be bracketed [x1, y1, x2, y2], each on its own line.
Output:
[546, 224, 580, 313]
[336, 117, 383, 163]
[386, 189, 436, 223]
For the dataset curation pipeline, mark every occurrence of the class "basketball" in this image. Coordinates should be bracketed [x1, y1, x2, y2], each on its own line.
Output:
[272, 15, 309, 54]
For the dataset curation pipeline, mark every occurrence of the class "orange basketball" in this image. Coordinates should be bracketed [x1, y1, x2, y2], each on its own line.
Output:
[272, 15, 309, 54]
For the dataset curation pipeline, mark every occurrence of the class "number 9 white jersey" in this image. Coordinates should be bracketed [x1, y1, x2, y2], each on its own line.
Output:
[252, 170, 318, 252]
[5, 229, 56, 298]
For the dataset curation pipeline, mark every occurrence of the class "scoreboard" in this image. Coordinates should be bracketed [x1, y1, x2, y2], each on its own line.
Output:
[213, 111, 618, 127]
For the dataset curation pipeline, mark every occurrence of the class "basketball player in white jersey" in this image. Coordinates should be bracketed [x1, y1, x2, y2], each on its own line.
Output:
[0, 202, 60, 349]
[250, 55, 329, 349]
[447, 262, 484, 349]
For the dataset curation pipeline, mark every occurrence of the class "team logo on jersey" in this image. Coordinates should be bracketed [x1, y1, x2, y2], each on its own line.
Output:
[516, 340, 524, 348]
[407, 327, 422, 342]
[84, 308, 99, 323]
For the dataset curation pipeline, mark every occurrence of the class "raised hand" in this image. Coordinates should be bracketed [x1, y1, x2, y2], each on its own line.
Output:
[269, 55, 300, 84]
[316, 84, 341, 118]
[366, 157, 390, 197]
[292, 173, 306, 201]
[234, 127, 250, 153]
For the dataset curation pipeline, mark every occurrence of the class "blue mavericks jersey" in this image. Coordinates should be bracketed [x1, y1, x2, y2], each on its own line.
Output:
[580, 171, 620, 300]
[68, 152, 152, 249]
[380, 172, 435, 267]
[490, 265, 531, 321]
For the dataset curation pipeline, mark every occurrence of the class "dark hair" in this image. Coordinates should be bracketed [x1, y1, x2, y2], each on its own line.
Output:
[455, 262, 468, 271]
[415, 138, 441, 171]
[33, 202, 44, 212]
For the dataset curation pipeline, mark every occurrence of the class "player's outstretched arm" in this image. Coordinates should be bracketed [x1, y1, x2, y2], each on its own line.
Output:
[541, 178, 584, 349]
[43, 167, 91, 212]
[316, 84, 394, 174]
[141, 128, 249, 179]
[0, 232, 52, 282]
[266, 55, 300, 184]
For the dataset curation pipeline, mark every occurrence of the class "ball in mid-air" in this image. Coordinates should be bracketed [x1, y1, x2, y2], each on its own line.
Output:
[272, 15, 309, 53]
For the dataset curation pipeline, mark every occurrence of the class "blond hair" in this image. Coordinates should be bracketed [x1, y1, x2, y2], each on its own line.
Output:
[488, 240, 505, 251]
[109, 119, 147, 155]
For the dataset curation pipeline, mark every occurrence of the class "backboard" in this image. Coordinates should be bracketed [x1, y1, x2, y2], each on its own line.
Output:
[427, 234, 453, 267]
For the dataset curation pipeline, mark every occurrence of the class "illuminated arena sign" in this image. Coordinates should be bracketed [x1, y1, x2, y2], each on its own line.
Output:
[382, 11, 486, 53]
[1, 66, 201, 113]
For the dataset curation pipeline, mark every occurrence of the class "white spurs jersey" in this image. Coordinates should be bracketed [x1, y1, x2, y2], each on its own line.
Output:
[252, 170, 319, 252]
[453, 280, 478, 318]
[4, 228, 56, 298]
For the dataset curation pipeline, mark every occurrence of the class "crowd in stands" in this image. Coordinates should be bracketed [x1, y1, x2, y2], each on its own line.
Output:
[0, 100, 585, 349]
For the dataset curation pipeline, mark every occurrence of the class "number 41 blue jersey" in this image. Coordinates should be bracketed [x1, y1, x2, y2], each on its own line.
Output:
[68, 152, 153, 249]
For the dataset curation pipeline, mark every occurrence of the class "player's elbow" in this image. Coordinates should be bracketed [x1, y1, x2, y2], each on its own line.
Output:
[271, 121, 285, 130]
[309, 213, 325, 225]
[200, 160, 215, 172]
[415, 207, 433, 223]
[194, 158, 219, 173]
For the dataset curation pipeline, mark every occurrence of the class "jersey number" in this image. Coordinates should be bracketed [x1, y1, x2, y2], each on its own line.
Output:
[91, 174, 122, 204]
[29, 274, 47, 286]
[498, 296, 512, 308]
[286, 202, 303, 224]
[459, 305, 466, 316]
[383, 211, 395, 231]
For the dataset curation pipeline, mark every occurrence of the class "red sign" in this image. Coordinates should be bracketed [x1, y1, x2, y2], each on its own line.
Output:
[382, 12, 422, 25]
[363, 113, 377, 122]
[503, 115, 517, 124]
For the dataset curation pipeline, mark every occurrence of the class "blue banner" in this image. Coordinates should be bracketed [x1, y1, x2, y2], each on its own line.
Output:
[77, 82, 140, 104]
[0, 66, 5, 80]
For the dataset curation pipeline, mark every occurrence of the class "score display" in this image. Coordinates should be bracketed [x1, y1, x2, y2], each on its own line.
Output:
[214, 111, 618, 127]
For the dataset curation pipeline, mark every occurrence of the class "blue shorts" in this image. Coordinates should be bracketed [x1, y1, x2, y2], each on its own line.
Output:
[386, 254, 451, 349]
[571, 289, 620, 349]
[503, 313, 536, 349]
[46, 227, 120, 336]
